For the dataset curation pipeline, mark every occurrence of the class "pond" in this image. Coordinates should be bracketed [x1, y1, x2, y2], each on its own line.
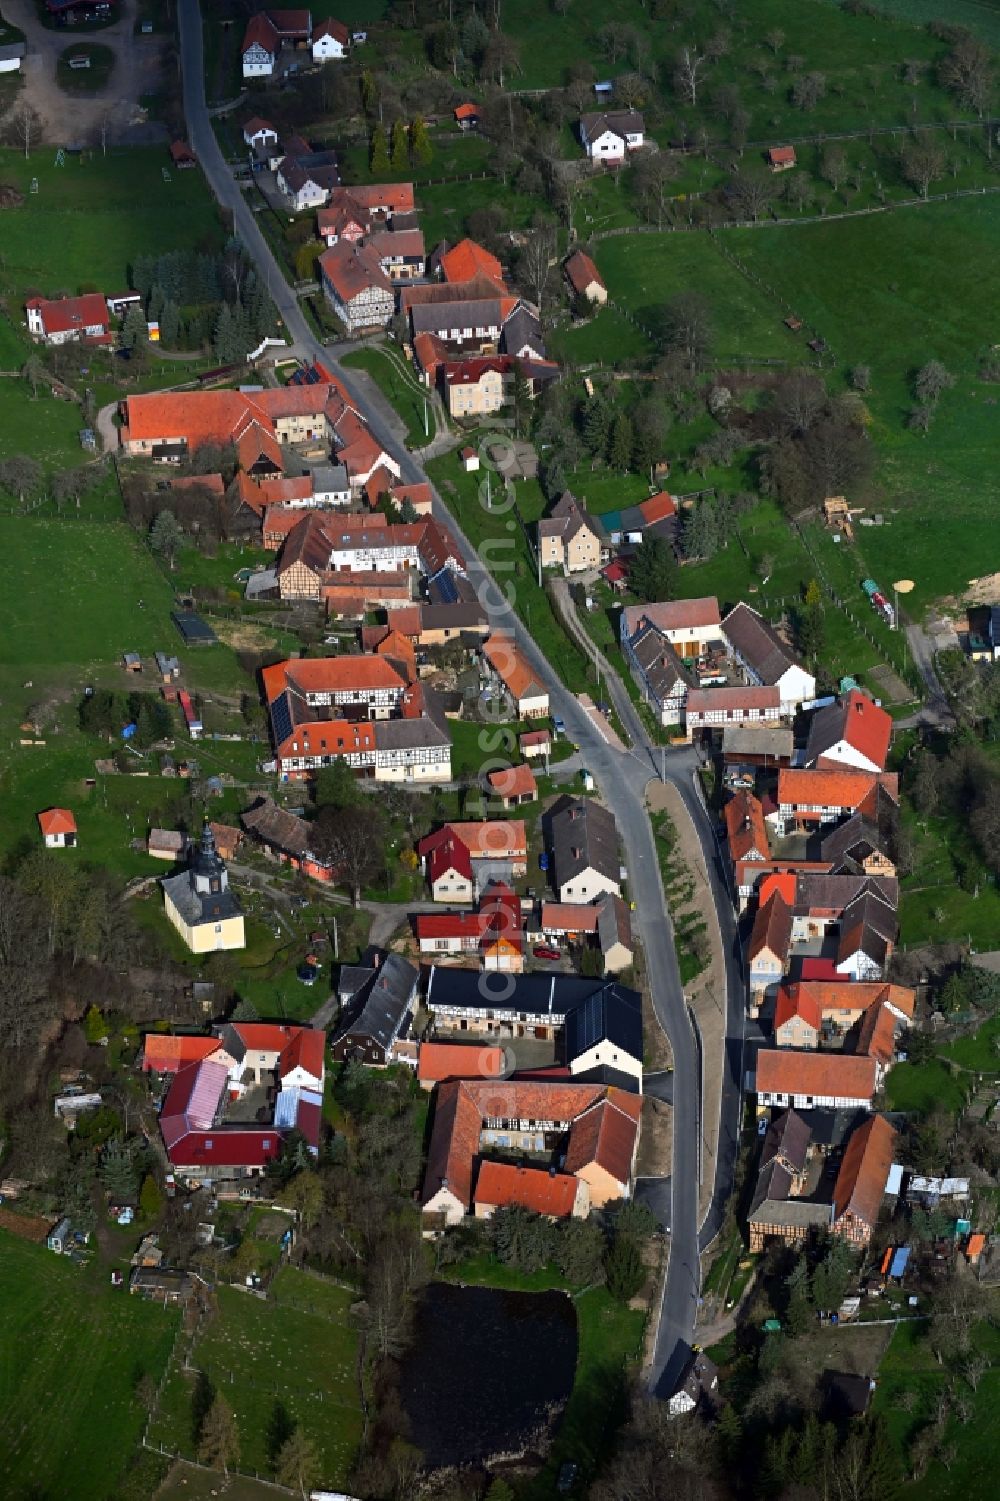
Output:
[399, 1282, 578, 1469]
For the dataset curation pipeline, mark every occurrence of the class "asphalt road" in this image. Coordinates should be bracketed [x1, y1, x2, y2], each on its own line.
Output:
[177, 0, 726, 1397]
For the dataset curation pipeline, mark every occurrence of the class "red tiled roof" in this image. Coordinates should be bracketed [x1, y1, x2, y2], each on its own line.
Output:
[347, 182, 415, 214]
[687, 684, 781, 714]
[808, 691, 892, 772]
[231, 1022, 302, 1053]
[724, 790, 770, 862]
[520, 729, 551, 749]
[436, 820, 527, 860]
[637, 491, 677, 525]
[440, 238, 504, 286]
[419, 827, 474, 886]
[563, 1090, 641, 1187]
[170, 473, 226, 497]
[142, 1034, 222, 1074]
[319, 239, 393, 301]
[37, 807, 77, 836]
[856, 999, 898, 1066]
[622, 596, 721, 636]
[769, 146, 796, 165]
[540, 902, 600, 933]
[277, 1028, 325, 1080]
[418, 1042, 506, 1085]
[758, 872, 797, 909]
[774, 984, 822, 1036]
[778, 766, 879, 813]
[454, 102, 479, 120]
[443, 356, 512, 386]
[242, 13, 278, 54]
[564, 249, 605, 297]
[482, 633, 547, 705]
[833, 1114, 896, 1229]
[27, 293, 108, 337]
[756, 1049, 878, 1101]
[748, 891, 792, 962]
[243, 115, 275, 138]
[474, 1160, 580, 1217]
[487, 763, 538, 801]
[279, 654, 407, 695]
[313, 16, 348, 43]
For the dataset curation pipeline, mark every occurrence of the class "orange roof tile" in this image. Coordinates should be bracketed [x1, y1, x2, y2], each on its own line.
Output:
[757, 872, 797, 909]
[724, 790, 770, 862]
[564, 249, 605, 297]
[774, 984, 822, 1036]
[833, 1114, 896, 1230]
[539, 902, 600, 933]
[278, 1028, 325, 1079]
[482, 633, 547, 706]
[756, 1049, 878, 1101]
[563, 1090, 640, 1187]
[443, 820, 527, 860]
[487, 763, 538, 801]
[749, 890, 792, 961]
[418, 1042, 506, 1085]
[474, 1161, 580, 1217]
[142, 1034, 222, 1073]
[37, 807, 77, 836]
[282, 655, 407, 695]
[439, 238, 504, 287]
[778, 767, 879, 813]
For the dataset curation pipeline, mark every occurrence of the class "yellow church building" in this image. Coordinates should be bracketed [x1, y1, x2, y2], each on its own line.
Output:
[161, 824, 245, 953]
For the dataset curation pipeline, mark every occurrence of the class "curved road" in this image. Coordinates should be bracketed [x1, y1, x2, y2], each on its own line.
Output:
[177, 0, 737, 1396]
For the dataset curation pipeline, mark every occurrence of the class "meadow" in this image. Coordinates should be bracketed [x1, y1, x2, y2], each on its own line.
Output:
[342, 344, 431, 447]
[150, 1272, 363, 1486]
[0, 146, 224, 301]
[0, 1231, 179, 1501]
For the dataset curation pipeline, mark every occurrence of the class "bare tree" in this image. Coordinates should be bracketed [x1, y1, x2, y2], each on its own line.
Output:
[729, 169, 773, 222]
[632, 151, 680, 228]
[312, 804, 383, 907]
[939, 34, 994, 117]
[820, 144, 849, 197]
[673, 45, 709, 107]
[791, 71, 827, 111]
[6, 104, 41, 159]
[900, 135, 946, 198]
[517, 220, 557, 314]
[765, 27, 785, 55]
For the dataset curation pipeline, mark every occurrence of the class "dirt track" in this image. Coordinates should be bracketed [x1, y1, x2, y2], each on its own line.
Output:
[1, 0, 169, 145]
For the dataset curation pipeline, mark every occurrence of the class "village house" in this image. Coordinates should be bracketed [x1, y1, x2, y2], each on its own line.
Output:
[768, 145, 797, 172]
[37, 807, 78, 849]
[805, 689, 893, 774]
[622, 618, 693, 727]
[274, 511, 457, 600]
[474, 1161, 590, 1220]
[774, 980, 914, 1051]
[454, 102, 480, 130]
[748, 890, 792, 1011]
[161, 825, 245, 953]
[563, 249, 608, 305]
[311, 15, 348, 60]
[316, 183, 415, 244]
[318, 240, 395, 332]
[724, 790, 770, 866]
[685, 684, 783, 739]
[418, 820, 529, 900]
[366, 225, 426, 282]
[331, 952, 419, 1065]
[435, 237, 505, 286]
[480, 634, 549, 719]
[579, 109, 645, 162]
[424, 968, 642, 1065]
[421, 1078, 641, 1224]
[414, 882, 525, 972]
[538, 491, 606, 574]
[147, 828, 186, 862]
[240, 796, 336, 882]
[149, 1020, 324, 1181]
[547, 796, 621, 904]
[748, 1109, 833, 1252]
[832, 1114, 897, 1246]
[486, 762, 538, 809]
[601, 491, 677, 550]
[169, 141, 196, 169]
[277, 152, 341, 212]
[243, 116, 278, 154]
[668, 1352, 721, 1417]
[417, 1041, 506, 1091]
[26, 293, 111, 346]
[772, 767, 898, 835]
[621, 597, 722, 659]
[722, 601, 816, 713]
[520, 728, 552, 760]
[241, 9, 312, 78]
[536, 894, 634, 975]
[443, 356, 510, 418]
[755, 1049, 878, 1112]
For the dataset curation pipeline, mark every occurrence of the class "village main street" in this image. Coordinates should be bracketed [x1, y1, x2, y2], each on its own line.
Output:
[175, 0, 745, 1396]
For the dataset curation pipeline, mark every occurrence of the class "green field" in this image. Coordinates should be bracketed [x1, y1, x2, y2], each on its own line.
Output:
[0, 146, 223, 301]
[341, 344, 431, 448]
[0, 1231, 179, 1500]
[873, 1310, 1000, 1499]
[593, 235, 800, 364]
[150, 1271, 363, 1486]
[726, 197, 1000, 614]
[56, 42, 116, 92]
[882, 1058, 967, 1115]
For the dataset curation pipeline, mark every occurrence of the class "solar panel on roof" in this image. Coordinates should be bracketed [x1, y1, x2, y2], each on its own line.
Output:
[271, 692, 293, 747]
[431, 567, 459, 604]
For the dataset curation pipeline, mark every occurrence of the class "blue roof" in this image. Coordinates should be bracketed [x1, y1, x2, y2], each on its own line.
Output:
[889, 1246, 910, 1277]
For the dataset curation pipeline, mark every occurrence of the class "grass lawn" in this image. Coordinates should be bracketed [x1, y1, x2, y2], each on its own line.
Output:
[0, 146, 224, 301]
[341, 345, 430, 447]
[56, 42, 115, 92]
[594, 233, 802, 364]
[426, 451, 594, 694]
[440, 1257, 645, 1499]
[881, 1059, 967, 1115]
[414, 177, 540, 252]
[873, 1308, 1000, 1499]
[727, 195, 1000, 615]
[0, 1230, 179, 1500]
[940, 1014, 1000, 1074]
[549, 304, 654, 368]
[150, 1273, 363, 1487]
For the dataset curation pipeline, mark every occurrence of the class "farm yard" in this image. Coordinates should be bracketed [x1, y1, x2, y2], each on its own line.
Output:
[0, 1231, 179, 1501]
[149, 1271, 364, 1488]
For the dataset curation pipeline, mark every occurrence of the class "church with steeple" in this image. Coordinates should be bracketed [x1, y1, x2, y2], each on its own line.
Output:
[161, 824, 246, 953]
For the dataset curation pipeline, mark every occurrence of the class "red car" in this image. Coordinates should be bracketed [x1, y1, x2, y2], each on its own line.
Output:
[533, 945, 561, 961]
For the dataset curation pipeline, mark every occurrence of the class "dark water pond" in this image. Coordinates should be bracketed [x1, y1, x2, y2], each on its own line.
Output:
[399, 1282, 578, 1468]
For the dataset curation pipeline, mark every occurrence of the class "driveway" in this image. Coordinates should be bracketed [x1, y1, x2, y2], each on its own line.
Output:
[2, 0, 168, 144]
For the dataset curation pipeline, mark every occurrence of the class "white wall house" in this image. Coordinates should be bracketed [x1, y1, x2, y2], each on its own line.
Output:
[242, 40, 275, 77]
[579, 110, 645, 162]
[312, 19, 348, 60]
